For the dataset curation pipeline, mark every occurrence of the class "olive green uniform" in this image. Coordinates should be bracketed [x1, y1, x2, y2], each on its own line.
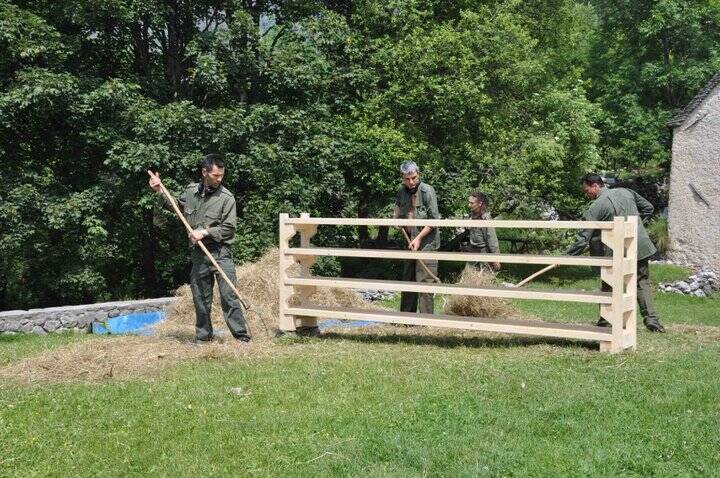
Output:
[160, 183, 249, 341]
[395, 182, 441, 314]
[566, 187, 660, 327]
[450, 212, 500, 271]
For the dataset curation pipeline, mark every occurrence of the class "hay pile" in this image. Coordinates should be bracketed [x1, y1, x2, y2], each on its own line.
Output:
[0, 248, 375, 384]
[443, 266, 517, 319]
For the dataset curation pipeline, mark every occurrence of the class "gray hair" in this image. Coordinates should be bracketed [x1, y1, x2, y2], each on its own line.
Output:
[399, 161, 419, 176]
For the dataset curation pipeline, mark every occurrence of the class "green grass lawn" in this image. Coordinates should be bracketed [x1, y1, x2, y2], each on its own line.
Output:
[2, 264, 719, 476]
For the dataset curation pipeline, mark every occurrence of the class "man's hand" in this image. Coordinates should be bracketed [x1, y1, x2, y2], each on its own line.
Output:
[189, 229, 208, 244]
[408, 237, 422, 251]
[491, 262, 501, 271]
[148, 173, 162, 192]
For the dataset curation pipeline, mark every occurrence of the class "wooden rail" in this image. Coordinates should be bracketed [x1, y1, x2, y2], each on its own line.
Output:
[278, 214, 639, 353]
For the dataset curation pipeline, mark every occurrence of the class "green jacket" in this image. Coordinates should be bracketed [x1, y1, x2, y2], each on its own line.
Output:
[395, 182, 441, 250]
[160, 182, 237, 247]
[567, 187, 657, 260]
[447, 212, 500, 253]
[467, 212, 500, 253]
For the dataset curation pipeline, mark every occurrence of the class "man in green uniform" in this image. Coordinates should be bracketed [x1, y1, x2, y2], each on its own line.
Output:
[149, 154, 250, 343]
[566, 173, 665, 332]
[393, 161, 441, 314]
[448, 192, 501, 272]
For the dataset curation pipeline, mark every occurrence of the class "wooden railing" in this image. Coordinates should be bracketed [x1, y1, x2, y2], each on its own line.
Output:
[278, 213, 639, 353]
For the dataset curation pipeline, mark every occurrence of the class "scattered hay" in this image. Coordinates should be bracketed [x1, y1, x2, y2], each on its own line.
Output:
[0, 248, 378, 384]
[443, 266, 518, 319]
[0, 335, 269, 385]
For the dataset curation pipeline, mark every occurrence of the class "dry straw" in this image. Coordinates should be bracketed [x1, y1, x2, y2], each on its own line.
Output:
[0, 248, 377, 384]
[443, 266, 517, 319]
[0, 252, 523, 384]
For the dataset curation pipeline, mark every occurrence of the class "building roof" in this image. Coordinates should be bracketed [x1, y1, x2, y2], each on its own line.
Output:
[668, 71, 720, 128]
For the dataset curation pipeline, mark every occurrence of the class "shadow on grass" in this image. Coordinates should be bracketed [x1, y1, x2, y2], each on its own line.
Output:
[319, 329, 598, 352]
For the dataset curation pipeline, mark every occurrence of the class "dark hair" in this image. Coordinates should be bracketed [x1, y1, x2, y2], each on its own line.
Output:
[581, 173, 604, 187]
[470, 191, 489, 209]
[201, 153, 225, 172]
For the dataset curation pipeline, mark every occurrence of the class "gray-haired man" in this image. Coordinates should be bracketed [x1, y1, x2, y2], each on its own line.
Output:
[392, 161, 441, 314]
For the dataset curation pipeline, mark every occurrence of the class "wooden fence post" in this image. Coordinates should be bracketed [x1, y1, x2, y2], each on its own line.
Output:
[623, 215, 638, 350]
[278, 213, 297, 332]
[294, 212, 319, 334]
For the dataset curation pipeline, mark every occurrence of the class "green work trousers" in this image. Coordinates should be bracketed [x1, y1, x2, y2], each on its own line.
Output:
[400, 259, 438, 314]
[601, 257, 657, 320]
[190, 244, 249, 340]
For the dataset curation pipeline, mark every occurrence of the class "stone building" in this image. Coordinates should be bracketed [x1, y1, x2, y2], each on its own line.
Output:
[667, 72, 720, 269]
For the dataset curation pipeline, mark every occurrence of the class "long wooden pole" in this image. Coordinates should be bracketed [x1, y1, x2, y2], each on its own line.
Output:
[399, 227, 441, 283]
[514, 264, 557, 288]
[147, 170, 252, 333]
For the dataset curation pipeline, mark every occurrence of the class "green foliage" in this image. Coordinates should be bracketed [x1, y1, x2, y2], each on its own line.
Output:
[647, 216, 670, 254]
[1, 0, 718, 309]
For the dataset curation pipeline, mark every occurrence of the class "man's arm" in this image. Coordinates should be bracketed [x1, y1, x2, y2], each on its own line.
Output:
[205, 197, 237, 243]
[485, 226, 501, 270]
[565, 203, 603, 256]
[408, 187, 440, 251]
[565, 228, 594, 256]
[633, 190, 654, 220]
[149, 174, 185, 212]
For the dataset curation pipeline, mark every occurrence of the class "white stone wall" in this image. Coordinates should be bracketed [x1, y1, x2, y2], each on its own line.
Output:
[668, 85, 720, 269]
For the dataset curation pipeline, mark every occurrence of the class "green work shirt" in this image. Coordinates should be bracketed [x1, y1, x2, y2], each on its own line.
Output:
[467, 212, 500, 253]
[159, 182, 237, 247]
[395, 182, 441, 250]
[567, 187, 657, 260]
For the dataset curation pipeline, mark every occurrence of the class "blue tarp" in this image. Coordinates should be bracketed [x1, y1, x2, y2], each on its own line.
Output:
[92, 311, 165, 335]
[319, 319, 377, 330]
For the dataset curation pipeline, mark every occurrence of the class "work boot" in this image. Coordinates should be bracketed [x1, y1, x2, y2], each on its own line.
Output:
[644, 318, 666, 333]
[594, 318, 612, 328]
[235, 335, 251, 343]
[192, 336, 214, 345]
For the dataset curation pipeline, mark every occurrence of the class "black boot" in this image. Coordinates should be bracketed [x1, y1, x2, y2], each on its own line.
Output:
[644, 318, 666, 333]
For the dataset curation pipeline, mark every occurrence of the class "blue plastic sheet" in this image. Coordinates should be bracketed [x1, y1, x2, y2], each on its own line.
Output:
[319, 319, 377, 330]
[92, 311, 165, 335]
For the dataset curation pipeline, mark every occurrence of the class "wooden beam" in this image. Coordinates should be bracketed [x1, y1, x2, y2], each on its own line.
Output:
[285, 248, 613, 267]
[287, 305, 613, 342]
[285, 276, 613, 304]
[283, 217, 615, 230]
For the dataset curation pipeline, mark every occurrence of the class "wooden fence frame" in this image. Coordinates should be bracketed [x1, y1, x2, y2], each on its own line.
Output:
[278, 213, 638, 353]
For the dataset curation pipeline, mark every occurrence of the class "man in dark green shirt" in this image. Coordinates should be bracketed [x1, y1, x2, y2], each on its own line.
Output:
[566, 173, 665, 333]
[149, 154, 250, 343]
[447, 192, 501, 272]
[393, 161, 441, 314]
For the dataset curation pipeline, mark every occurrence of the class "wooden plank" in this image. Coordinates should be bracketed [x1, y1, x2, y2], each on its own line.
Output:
[278, 213, 297, 332]
[283, 217, 615, 230]
[285, 276, 613, 304]
[285, 247, 613, 267]
[287, 305, 612, 342]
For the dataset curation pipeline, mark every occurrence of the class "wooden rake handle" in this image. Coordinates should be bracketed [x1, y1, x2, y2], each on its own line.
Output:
[514, 264, 557, 288]
[399, 226, 441, 283]
[147, 170, 251, 314]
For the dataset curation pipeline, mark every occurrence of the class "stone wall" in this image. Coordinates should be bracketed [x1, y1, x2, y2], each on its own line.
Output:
[668, 84, 720, 270]
[0, 298, 176, 335]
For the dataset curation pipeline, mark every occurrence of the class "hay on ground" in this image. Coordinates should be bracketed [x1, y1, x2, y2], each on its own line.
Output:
[0, 248, 378, 384]
[443, 266, 517, 319]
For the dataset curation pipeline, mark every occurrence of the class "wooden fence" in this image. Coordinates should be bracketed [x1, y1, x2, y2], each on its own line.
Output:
[278, 213, 639, 353]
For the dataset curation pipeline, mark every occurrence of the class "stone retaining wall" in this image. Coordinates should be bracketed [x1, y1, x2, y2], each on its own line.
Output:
[0, 298, 176, 335]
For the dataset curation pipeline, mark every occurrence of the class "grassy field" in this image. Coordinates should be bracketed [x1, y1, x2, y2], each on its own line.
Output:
[1, 263, 719, 476]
